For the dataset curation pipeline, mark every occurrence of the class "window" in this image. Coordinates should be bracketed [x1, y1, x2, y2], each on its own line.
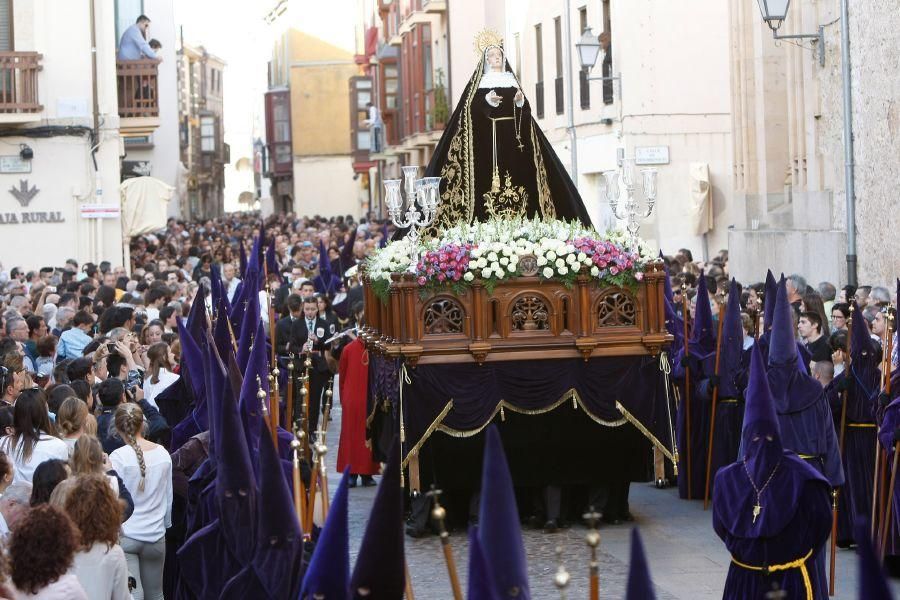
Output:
[534, 24, 544, 119]
[0, 0, 12, 51]
[602, 0, 613, 105]
[114, 0, 144, 50]
[554, 17, 563, 115]
[578, 6, 590, 110]
[383, 64, 399, 109]
[200, 115, 216, 153]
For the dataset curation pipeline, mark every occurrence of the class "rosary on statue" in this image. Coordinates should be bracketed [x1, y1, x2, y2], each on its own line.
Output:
[514, 100, 524, 151]
[742, 458, 782, 523]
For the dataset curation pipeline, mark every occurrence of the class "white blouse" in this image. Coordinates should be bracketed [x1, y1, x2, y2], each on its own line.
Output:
[111, 444, 173, 543]
[0, 434, 69, 483]
[142, 368, 180, 409]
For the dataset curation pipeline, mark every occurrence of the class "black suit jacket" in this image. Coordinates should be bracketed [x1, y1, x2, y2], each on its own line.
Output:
[291, 316, 332, 373]
[275, 315, 295, 357]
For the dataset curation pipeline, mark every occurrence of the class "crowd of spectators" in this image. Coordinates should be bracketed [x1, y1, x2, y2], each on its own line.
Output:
[0, 211, 383, 598]
[0, 211, 893, 597]
[661, 247, 895, 389]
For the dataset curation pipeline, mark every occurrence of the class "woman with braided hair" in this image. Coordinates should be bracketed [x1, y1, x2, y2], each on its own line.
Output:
[110, 402, 172, 600]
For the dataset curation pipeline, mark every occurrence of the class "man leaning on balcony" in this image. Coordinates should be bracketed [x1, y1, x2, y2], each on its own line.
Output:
[117, 15, 160, 61]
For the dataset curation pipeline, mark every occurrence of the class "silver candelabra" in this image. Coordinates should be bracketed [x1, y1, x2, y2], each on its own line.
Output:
[602, 148, 658, 248]
[384, 166, 441, 272]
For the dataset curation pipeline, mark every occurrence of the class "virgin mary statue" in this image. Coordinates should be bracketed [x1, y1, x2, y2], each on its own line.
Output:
[425, 30, 592, 232]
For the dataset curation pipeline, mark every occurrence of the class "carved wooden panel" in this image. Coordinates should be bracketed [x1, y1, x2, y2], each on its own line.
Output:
[423, 297, 465, 335]
[511, 294, 551, 332]
[596, 291, 637, 327]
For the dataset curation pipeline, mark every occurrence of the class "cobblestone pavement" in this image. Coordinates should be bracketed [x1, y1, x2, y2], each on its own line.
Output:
[325, 403, 898, 599]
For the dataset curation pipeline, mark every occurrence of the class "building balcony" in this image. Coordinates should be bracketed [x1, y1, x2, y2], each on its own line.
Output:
[0, 52, 43, 124]
[422, 0, 446, 12]
[117, 59, 160, 135]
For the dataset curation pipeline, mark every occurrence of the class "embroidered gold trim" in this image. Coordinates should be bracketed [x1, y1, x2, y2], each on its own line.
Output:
[531, 122, 556, 219]
[483, 171, 528, 220]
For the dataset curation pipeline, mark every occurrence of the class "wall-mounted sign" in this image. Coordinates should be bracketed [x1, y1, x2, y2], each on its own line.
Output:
[634, 146, 670, 166]
[80, 204, 121, 219]
[0, 212, 64, 224]
[8, 180, 39, 207]
[0, 156, 32, 174]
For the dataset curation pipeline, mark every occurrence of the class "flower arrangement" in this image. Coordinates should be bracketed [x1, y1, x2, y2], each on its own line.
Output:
[367, 217, 652, 300]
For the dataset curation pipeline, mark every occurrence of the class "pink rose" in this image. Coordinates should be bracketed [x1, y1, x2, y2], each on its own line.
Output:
[417, 276, 426, 285]
[610, 266, 618, 275]
[635, 272, 644, 281]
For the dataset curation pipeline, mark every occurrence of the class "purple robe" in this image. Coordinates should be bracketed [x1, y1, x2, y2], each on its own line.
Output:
[713, 452, 833, 599]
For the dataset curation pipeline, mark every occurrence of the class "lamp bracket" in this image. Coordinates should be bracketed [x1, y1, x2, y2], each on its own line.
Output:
[772, 25, 825, 67]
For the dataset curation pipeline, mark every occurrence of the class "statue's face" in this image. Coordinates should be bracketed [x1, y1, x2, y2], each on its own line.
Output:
[486, 47, 504, 70]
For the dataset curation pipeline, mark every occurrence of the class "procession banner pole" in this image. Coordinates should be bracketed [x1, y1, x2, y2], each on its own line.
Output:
[583, 509, 601, 600]
[681, 283, 693, 499]
[877, 310, 895, 557]
[880, 438, 900, 560]
[285, 355, 295, 430]
[831, 309, 852, 596]
[426, 487, 463, 600]
[703, 295, 726, 510]
[290, 435, 306, 530]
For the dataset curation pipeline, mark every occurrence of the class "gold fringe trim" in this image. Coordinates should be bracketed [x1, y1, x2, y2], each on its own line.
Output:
[400, 388, 628, 468]
[401, 400, 454, 469]
[615, 401, 676, 465]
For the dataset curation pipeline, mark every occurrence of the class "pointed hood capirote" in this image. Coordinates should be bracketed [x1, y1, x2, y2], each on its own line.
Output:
[767, 276, 798, 368]
[713, 344, 829, 538]
[763, 269, 778, 331]
[625, 528, 656, 600]
[689, 271, 716, 356]
[299, 469, 352, 600]
[855, 520, 894, 600]
[715, 279, 745, 399]
[350, 443, 404, 599]
[237, 317, 270, 458]
[467, 526, 500, 600]
[477, 426, 530, 600]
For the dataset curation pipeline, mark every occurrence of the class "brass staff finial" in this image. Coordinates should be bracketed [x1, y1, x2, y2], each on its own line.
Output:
[583, 508, 601, 600]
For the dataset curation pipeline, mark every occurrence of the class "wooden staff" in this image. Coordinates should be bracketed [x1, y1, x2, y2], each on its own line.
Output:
[875, 312, 894, 541]
[290, 435, 308, 531]
[681, 283, 693, 500]
[583, 509, 601, 600]
[301, 356, 313, 461]
[404, 561, 416, 600]
[830, 310, 852, 596]
[257, 377, 277, 445]
[881, 438, 900, 559]
[703, 296, 727, 510]
[285, 355, 295, 429]
[877, 309, 896, 556]
[873, 444, 883, 538]
[427, 486, 462, 600]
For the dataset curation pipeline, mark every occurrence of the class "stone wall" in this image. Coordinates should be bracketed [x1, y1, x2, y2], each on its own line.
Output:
[819, 0, 900, 287]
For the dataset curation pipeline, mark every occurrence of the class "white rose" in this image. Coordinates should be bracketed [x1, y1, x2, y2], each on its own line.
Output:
[590, 266, 600, 277]
[558, 266, 569, 275]
[566, 244, 576, 254]
[542, 267, 554, 278]
[481, 268, 492, 279]
[537, 256, 548, 266]
[577, 252, 587, 262]
[546, 251, 556, 261]
[556, 245, 567, 256]
[555, 258, 565, 269]
[495, 269, 504, 279]
[565, 253, 576, 264]
[464, 271, 475, 282]
[477, 257, 487, 268]
[571, 263, 581, 273]
[500, 257, 509, 266]
[507, 263, 516, 272]
[488, 252, 498, 262]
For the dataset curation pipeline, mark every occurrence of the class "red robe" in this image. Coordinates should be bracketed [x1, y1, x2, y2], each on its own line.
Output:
[336, 338, 380, 475]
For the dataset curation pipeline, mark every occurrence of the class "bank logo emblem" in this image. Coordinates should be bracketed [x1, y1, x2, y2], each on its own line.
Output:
[9, 179, 39, 207]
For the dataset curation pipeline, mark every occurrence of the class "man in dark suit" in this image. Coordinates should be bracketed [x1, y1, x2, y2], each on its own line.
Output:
[275, 293, 303, 357]
[291, 296, 333, 438]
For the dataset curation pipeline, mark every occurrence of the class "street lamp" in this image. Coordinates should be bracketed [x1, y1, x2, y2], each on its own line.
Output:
[754, 0, 856, 286]
[575, 27, 621, 102]
[756, 0, 824, 66]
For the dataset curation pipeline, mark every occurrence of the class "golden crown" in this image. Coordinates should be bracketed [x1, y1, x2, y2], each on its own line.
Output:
[474, 29, 504, 55]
